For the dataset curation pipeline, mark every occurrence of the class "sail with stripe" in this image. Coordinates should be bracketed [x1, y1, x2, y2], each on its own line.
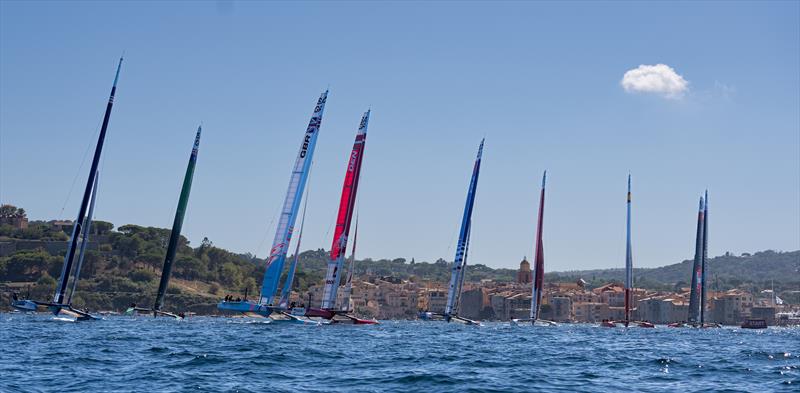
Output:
[152, 126, 202, 316]
[320, 110, 370, 310]
[529, 171, 546, 322]
[444, 139, 484, 319]
[624, 175, 633, 326]
[51, 58, 123, 316]
[260, 91, 328, 305]
[687, 196, 705, 324]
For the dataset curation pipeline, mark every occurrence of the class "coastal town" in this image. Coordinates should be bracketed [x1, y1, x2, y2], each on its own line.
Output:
[303, 257, 797, 326]
[2, 208, 798, 326]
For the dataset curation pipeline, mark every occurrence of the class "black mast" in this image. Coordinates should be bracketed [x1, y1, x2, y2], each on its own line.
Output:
[53, 58, 123, 304]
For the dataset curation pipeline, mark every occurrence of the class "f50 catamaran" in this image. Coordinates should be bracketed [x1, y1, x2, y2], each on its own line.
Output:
[601, 175, 654, 328]
[128, 126, 202, 319]
[441, 139, 484, 325]
[11, 58, 123, 320]
[682, 191, 718, 328]
[217, 91, 327, 319]
[305, 110, 377, 324]
[687, 195, 705, 325]
[512, 171, 556, 326]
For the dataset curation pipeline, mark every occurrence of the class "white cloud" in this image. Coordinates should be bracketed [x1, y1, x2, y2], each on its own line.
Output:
[621, 64, 689, 99]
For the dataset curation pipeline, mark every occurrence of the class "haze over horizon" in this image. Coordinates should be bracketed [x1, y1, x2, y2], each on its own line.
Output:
[1, 1, 798, 272]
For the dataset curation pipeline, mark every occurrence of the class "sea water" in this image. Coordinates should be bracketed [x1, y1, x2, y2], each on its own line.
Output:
[1, 314, 797, 392]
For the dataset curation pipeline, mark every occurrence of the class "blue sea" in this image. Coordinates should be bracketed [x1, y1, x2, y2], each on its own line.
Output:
[1, 314, 798, 392]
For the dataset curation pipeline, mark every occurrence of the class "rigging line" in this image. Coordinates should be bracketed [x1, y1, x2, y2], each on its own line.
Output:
[57, 118, 103, 219]
[253, 201, 280, 259]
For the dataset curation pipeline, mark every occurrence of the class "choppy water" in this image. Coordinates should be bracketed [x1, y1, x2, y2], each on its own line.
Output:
[1, 314, 798, 392]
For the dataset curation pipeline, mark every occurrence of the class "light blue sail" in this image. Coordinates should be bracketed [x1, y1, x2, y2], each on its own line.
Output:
[259, 91, 327, 305]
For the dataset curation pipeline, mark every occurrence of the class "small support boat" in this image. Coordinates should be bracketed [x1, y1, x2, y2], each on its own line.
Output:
[741, 319, 767, 329]
[600, 320, 618, 328]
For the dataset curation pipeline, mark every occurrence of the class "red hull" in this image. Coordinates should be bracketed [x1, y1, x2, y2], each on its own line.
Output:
[304, 307, 335, 319]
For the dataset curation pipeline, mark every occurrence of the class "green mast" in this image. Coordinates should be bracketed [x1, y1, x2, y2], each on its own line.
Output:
[153, 126, 202, 315]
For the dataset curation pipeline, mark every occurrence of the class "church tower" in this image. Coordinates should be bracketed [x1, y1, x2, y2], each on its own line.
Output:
[516, 256, 532, 284]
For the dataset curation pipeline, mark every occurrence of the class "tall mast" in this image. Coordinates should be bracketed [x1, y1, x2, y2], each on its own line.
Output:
[260, 91, 328, 305]
[700, 190, 708, 325]
[320, 110, 370, 310]
[444, 139, 484, 318]
[624, 174, 633, 327]
[67, 170, 99, 305]
[687, 196, 705, 324]
[529, 171, 546, 322]
[54, 57, 123, 304]
[278, 184, 310, 310]
[153, 126, 202, 313]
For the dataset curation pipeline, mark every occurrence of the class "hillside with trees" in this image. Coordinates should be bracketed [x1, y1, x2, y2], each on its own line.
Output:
[1, 204, 798, 313]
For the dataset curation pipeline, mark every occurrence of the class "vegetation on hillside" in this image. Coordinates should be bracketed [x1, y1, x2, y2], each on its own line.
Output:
[1, 205, 797, 312]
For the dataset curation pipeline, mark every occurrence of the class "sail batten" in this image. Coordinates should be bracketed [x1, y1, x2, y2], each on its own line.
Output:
[153, 126, 202, 313]
[260, 91, 328, 305]
[54, 57, 123, 305]
[444, 139, 484, 318]
[529, 171, 546, 322]
[320, 110, 370, 310]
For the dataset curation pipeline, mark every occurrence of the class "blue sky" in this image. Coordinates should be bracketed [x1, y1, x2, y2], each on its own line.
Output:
[1, 1, 798, 271]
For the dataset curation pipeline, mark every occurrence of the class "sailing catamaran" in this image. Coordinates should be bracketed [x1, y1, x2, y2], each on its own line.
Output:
[11, 58, 123, 320]
[305, 110, 377, 324]
[441, 139, 484, 325]
[687, 195, 705, 326]
[682, 191, 718, 328]
[512, 171, 556, 326]
[127, 126, 202, 319]
[217, 91, 327, 321]
[600, 175, 654, 328]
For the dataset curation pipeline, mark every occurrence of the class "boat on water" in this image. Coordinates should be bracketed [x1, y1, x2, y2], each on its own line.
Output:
[600, 177, 662, 329]
[683, 192, 719, 328]
[306, 110, 377, 325]
[217, 91, 327, 322]
[128, 126, 202, 320]
[741, 319, 768, 329]
[512, 171, 557, 327]
[10, 58, 124, 321]
[435, 140, 484, 326]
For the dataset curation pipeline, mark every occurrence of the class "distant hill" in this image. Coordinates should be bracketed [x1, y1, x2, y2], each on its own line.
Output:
[547, 250, 800, 294]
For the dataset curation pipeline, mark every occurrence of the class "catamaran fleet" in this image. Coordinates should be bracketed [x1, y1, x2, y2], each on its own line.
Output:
[10, 58, 729, 328]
